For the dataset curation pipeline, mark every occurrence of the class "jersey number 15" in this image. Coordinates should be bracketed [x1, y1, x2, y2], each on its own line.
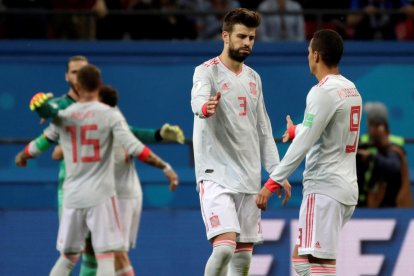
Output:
[65, 124, 101, 163]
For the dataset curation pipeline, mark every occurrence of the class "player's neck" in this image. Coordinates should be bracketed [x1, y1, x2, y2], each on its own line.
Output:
[219, 53, 243, 74]
[315, 66, 339, 82]
[68, 89, 79, 101]
[78, 92, 99, 102]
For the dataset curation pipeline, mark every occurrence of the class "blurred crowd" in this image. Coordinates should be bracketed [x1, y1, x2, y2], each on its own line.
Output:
[0, 0, 414, 40]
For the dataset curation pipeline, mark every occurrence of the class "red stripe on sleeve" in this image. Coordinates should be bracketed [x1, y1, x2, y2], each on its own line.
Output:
[288, 125, 296, 140]
[264, 178, 281, 193]
[137, 146, 151, 161]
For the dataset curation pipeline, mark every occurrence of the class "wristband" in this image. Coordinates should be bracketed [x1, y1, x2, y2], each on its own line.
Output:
[264, 178, 282, 193]
[163, 163, 172, 173]
[202, 103, 210, 117]
[288, 125, 296, 140]
[24, 145, 33, 158]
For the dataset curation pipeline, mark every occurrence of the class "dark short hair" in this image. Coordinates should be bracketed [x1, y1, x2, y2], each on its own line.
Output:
[66, 55, 88, 72]
[99, 85, 118, 107]
[311, 29, 343, 68]
[77, 64, 101, 92]
[222, 8, 261, 33]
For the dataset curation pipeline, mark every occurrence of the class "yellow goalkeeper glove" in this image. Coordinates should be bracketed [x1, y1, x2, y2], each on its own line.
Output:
[160, 123, 185, 144]
[29, 92, 53, 111]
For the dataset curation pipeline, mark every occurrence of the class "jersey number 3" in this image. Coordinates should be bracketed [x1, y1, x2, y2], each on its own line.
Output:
[345, 106, 361, 153]
[66, 124, 101, 163]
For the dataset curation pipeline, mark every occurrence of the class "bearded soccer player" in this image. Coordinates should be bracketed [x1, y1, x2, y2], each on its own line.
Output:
[191, 8, 291, 276]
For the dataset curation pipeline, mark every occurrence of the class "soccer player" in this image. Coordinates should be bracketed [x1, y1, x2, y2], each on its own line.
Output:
[25, 56, 185, 276]
[256, 29, 363, 275]
[191, 8, 291, 276]
[16, 64, 179, 276]
[99, 84, 180, 275]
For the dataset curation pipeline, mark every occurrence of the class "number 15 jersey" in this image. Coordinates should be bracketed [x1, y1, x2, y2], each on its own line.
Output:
[270, 74, 362, 205]
[43, 101, 146, 209]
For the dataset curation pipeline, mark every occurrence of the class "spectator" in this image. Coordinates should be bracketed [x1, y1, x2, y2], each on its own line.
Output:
[195, 0, 240, 40]
[297, 0, 350, 40]
[3, 0, 51, 39]
[346, 0, 407, 40]
[50, 0, 107, 40]
[257, 0, 305, 41]
[357, 102, 413, 208]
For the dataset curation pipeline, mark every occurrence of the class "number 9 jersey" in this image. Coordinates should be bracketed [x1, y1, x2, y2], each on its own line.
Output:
[270, 74, 362, 205]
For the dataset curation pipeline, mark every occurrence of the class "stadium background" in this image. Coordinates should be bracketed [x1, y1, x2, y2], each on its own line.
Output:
[1, 40, 413, 275]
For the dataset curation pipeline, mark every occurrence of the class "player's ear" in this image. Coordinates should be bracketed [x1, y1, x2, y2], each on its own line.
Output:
[314, 51, 319, 63]
[222, 31, 229, 44]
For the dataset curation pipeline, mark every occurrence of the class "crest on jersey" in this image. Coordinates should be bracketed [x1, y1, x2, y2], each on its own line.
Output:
[249, 82, 257, 95]
[210, 213, 220, 228]
[315, 241, 321, 249]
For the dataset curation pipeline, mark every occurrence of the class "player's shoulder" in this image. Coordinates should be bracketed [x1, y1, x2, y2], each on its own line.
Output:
[199, 57, 220, 69]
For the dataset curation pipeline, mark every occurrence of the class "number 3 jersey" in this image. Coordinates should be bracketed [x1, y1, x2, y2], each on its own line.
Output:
[40, 101, 146, 208]
[270, 74, 362, 205]
[191, 57, 280, 194]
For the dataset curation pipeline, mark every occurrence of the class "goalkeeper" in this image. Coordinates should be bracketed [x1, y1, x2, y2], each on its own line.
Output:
[18, 57, 185, 276]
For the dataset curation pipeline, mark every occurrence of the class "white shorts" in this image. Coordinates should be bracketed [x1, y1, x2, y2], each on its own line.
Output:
[199, 180, 263, 243]
[118, 196, 142, 251]
[57, 196, 124, 254]
[296, 193, 355, 259]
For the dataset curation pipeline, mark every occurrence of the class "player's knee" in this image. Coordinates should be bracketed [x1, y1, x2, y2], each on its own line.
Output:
[292, 256, 310, 276]
[212, 242, 236, 264]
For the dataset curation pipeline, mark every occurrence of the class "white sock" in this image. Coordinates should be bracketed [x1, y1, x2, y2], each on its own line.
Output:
[49, 255, 77, 276]
[96, 252, 115, 276]
[292, 257, 310, 276]
[310, 263, 336, 275]
[205, 240, 236, 276]
[227, 248, 253, 276]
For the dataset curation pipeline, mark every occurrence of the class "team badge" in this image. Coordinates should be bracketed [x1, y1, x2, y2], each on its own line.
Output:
[210, 213, 220, 228]
[249, 82, 257, 95]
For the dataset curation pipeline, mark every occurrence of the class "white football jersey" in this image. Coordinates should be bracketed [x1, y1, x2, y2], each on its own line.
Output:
[112, 138, 141, 198]
[42, 101, 146, 208]
[270, 74, 362, 205]
[191, 57, 280, 194]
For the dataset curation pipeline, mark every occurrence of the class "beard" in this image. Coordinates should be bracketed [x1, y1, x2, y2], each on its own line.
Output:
[69, 80, 80, 96]
[228, 43, 251, 63]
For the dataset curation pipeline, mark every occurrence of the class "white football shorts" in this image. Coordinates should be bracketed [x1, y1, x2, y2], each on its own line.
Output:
[296, 193, 355, 259]
[199, 180, 263, 243]
[57, 196, 124, 254]
[117, 196, 142, 251]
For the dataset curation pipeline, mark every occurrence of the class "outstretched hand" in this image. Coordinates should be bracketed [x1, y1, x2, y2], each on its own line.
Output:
[160, 123, 185, 144]
[204, 92, 221, 117]
[282, 115, 295, 143]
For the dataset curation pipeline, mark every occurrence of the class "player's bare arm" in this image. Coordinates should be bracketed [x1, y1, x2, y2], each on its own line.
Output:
[256, 179, 291, 210]
[143, 152, 179, 191]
